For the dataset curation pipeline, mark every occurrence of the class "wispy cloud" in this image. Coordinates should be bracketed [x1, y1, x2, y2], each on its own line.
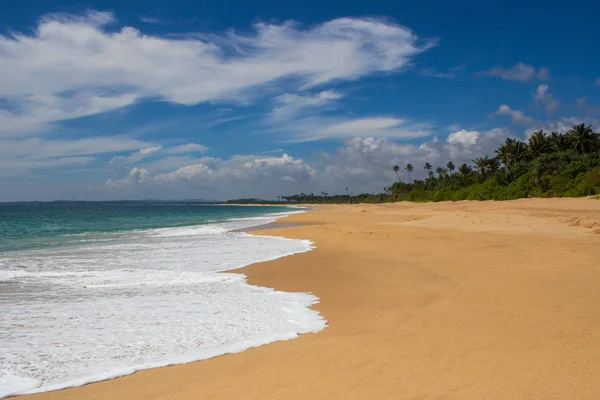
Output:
[0, 11, 434, 134]
[478, 63, 549, 82]
[165, 143, 210, 155]
[269, 90, 343, 121]
[0, 136, 154, 177]
[276, 116, 433, 142]
[533, 84, 559, 114]
[139, 16, 162, 24]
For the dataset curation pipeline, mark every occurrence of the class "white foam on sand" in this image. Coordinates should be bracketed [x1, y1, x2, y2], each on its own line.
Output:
[0, 209, 326, 398]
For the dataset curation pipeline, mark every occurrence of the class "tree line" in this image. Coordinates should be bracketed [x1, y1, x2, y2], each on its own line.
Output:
[229, 123, 600, 204]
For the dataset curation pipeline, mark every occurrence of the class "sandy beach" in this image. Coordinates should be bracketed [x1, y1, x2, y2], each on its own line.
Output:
[18, 198, 600, 400]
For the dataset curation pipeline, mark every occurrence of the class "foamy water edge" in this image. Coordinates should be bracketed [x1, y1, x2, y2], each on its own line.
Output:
[1, 207, 327, 398]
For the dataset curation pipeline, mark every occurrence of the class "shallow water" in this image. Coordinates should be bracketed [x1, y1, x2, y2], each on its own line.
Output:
[0, 204, 326, 397]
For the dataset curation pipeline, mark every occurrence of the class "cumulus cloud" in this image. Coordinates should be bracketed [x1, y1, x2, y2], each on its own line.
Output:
[446, 130, 479, 147]
[106, 167, 150, 187]
[495, 104, 536, 125]
[0, 11, 433, 134]
[545, 116, 600, 134]
[105, 128, 513, 198]
[478, 63, 549, 82]
[106, 152, 317, 198]
[533, 84, 559, 114]
[319, 128, 512, 191]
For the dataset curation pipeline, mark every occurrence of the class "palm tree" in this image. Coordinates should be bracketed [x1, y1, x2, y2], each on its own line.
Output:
[392, 165, 401, 181]
[495, 139, 513, 169]
[446, 161, 455, 174]
[473, 156, 490, 179]
[527, 130, 551, 158]
[567, 123, 597, 153]
[424, 162, 432, 173]
[405, 164, 413, 183]
[458, 163, 473, 187]
[495, 138, 529, 169]
[488, 157, 501, 175]
[435, 166, 445, 179]
[549, 132, 570, 152]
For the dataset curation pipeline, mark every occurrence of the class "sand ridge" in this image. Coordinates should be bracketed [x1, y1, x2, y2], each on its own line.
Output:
[18, 198, 600, 400]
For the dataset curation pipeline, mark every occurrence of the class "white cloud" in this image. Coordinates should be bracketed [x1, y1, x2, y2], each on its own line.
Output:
[0, 136, 153, 160]
[545, 116, 600, 134]
[105, 129, 513, 198]
[533, 84, 559, 114]
[44, 10, 116, 26]
[446, 130, 479, 147]
[108, 146, 162, 176]
[109, 144, 209, 177]
[281, 116, 433, 142]
[0, 136, 153, 177]
[139, 16, 161, 24]
[106, 167, 150, 187]
[106, 153, 317, 198]
[264, 89, 432, 142]
[0, 11, 433, 134]
[269, 90, 343, 120]
[165, 143, 210, 154]
[495, 104, 536, 125]
[478, 63, 549, 82]
[0, 92, 139, 135]
[0, 156, 95, 178]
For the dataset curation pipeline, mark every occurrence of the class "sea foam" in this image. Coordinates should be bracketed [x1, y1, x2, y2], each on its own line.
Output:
[0, 209, 326, 398]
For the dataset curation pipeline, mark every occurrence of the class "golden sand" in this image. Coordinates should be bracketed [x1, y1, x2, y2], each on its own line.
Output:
[19, 198, 600, 399]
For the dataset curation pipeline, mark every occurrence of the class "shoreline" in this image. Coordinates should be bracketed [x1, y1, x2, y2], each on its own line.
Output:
[3, 206, 322, 399]
[17, 198, 600, 399]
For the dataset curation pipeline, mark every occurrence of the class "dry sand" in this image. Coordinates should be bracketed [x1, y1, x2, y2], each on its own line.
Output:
[19, 198, 600, 399]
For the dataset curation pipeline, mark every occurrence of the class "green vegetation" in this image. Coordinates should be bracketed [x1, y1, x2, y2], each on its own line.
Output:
[230, 124, 600, 204]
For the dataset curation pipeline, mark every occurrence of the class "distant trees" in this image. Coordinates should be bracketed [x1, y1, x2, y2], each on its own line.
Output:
[568, 123, 597, 154]
[424, 162, 433, 179]
[270, 123, 600, 205]
[392, 165, 400, 181]
[405, 164, 414, 183]
[435, 166, 445, 179]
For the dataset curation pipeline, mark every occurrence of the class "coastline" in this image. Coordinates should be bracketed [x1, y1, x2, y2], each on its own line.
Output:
[2, 206, 323, 398]
[17, 198, 600, 399]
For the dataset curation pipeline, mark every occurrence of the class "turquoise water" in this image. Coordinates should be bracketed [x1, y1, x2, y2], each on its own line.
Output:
[0, 202, 325, 397]
[0, 202, 295, 252]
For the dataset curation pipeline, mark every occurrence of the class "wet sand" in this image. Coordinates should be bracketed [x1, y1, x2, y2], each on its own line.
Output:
[19, 198, 600, 399]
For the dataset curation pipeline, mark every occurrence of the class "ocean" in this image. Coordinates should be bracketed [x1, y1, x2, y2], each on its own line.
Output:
[0, 202, 325, 398]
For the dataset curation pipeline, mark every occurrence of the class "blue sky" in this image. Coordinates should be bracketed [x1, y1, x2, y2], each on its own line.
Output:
[1, 0, 599, 201]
